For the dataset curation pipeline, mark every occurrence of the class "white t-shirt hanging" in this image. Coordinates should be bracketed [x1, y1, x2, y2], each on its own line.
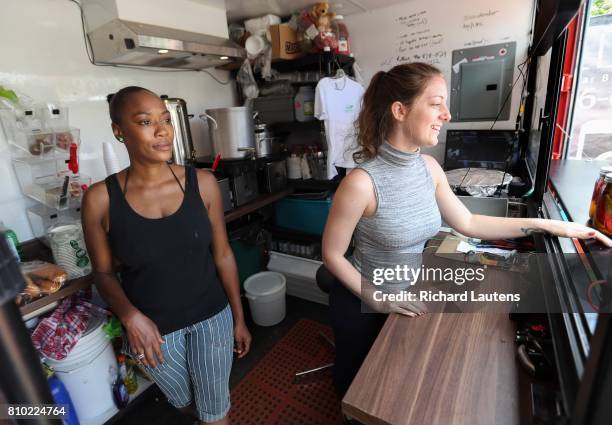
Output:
[315, 76, 364, 179]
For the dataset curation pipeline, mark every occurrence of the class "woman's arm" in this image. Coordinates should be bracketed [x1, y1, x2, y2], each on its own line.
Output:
[423, 156, 612, 247]
[197, 170, 251, 358]
[81, 182, 165, 368]
[322, 170, 423, 316]
[322, 169, 374, 298]
[322, 168, 376, 297]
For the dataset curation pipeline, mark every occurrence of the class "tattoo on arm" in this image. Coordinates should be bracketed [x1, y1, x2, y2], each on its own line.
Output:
[521, 227, 544, 236]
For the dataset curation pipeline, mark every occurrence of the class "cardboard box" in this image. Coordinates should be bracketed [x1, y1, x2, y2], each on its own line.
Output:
[270, 24, 304, 60]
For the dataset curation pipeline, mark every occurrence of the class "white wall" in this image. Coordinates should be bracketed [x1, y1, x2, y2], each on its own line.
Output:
[0, 0, 238, 241]
[345, 0, 535, 162]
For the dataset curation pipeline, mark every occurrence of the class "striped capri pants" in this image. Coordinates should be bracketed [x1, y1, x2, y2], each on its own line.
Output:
[126, 304, 234, 422]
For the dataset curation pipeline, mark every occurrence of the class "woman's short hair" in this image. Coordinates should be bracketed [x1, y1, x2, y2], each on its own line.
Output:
[107, 86, 158, 125]
[353, 62, 443, 163]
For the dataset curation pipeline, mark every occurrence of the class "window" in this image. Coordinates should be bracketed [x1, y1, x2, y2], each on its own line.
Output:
[567, 0, 612, 161]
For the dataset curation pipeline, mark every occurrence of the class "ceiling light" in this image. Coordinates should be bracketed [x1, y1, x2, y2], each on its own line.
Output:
[220, 56, 229, 60]
[158, 49, 169, 54]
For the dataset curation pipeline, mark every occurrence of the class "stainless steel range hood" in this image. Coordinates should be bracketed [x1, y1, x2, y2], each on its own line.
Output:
[81, 0, 246, 69]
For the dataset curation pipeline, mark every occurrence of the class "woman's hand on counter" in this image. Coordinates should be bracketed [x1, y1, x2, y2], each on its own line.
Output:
[122, 309, 165, 368]
[538, 220, 612, 247]
[233, 320, 252, 358]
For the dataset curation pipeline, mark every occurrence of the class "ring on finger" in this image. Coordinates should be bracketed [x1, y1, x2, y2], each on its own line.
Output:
[136, 353, 145, 361]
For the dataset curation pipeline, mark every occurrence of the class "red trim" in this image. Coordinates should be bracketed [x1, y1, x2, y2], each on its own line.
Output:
[552, 12, 581, 159]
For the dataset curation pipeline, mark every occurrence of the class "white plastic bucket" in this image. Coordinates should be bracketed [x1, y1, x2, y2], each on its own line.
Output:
[244, 271, 286, 326]
[44, 314, 118, 425]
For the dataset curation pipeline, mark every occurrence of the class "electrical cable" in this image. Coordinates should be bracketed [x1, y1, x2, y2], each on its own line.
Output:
[490, 57, 530, 131]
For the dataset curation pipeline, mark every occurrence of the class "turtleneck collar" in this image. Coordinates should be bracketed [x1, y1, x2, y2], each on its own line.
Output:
[378, 141, 420, 167]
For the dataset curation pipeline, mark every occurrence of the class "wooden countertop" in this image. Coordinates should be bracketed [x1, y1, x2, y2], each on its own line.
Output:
[343, 313, 518, 425]
[343, 235, 520, 425]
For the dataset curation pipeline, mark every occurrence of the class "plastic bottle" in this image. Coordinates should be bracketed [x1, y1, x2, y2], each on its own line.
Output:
[331, 15, 350, 55]
[323, 46, 333, 76]
[112, 375, 129, 409]
[301, 155, 312, 179]
[117, 354, 138, 394]
[0, 221, 21, 262]
[294, 86, 315, 122]
[48, 374, 81, 425]
[287, 154, 302, 179]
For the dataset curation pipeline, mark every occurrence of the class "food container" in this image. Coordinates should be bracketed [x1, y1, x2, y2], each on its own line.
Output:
[54, 128, 79, 151]
[11, 128, 80, 157]
[593, 173, 612, 236]
[27, 204, 82, 241]
[274, 196, 333, 235]
[589, 165, 612, 219]
[12, 155, 90, 209]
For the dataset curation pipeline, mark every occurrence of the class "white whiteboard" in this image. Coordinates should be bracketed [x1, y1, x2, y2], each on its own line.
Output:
[345, 0, 536, 160]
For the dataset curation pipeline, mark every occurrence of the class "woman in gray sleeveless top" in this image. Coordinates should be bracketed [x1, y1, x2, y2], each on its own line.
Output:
[322, 63, 611, 397]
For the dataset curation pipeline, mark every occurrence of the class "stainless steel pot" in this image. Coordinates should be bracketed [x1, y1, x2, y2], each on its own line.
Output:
[162, 97, 195, 166]
[201, 106, 256, 159]
[254, 123, 272, 158]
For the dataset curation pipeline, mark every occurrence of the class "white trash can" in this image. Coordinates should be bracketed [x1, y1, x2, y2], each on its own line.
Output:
[244, 271, 286, 326]
[44, 314, 119, 425]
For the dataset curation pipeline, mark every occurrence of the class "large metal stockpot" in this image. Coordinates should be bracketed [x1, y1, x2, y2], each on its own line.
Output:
[201, 106, 256, 159]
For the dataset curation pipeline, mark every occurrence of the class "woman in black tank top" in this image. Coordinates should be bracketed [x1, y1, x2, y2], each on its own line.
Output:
[82, 87, 250, 424]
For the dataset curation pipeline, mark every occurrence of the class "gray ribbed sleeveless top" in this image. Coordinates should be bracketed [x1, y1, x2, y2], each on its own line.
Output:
[352, 141, 441, 287]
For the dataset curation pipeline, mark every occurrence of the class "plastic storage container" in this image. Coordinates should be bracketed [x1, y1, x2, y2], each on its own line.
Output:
[331, 15, 350, 55]
[12, 155, 89, 209]
[39, 104, 69, 129]
[11, 128, 79, 158]
[267, 251, 327, 305]
[27, 204, 82, 241]
[44, 314, 119, 425]
[244, 272, 286, 326]
[230, 239, 262, 285]
[294, 86, 315, 122]
[274, 196, 333, 235]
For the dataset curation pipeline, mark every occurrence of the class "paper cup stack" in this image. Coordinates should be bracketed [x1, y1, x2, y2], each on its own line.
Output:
[47, 223, 92, 279]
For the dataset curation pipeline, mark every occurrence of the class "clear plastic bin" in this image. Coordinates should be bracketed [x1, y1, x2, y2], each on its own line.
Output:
[27, 203, 82, 242]
[38, 104, 69, 130]
[12, 155, 90, 209]
[11, 128, 79, 158]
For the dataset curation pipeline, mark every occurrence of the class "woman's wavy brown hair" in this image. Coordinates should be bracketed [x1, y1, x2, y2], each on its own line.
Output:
[353, 62, 443, 163]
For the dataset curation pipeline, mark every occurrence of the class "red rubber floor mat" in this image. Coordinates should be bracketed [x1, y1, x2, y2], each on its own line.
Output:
[230, 319, 344, 425]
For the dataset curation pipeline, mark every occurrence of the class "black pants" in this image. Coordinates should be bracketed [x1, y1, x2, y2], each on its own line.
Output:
[329, 279, 387, 398]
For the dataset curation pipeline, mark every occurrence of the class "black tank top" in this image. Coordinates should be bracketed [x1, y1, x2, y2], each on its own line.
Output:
[105, 166, 228, 335]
